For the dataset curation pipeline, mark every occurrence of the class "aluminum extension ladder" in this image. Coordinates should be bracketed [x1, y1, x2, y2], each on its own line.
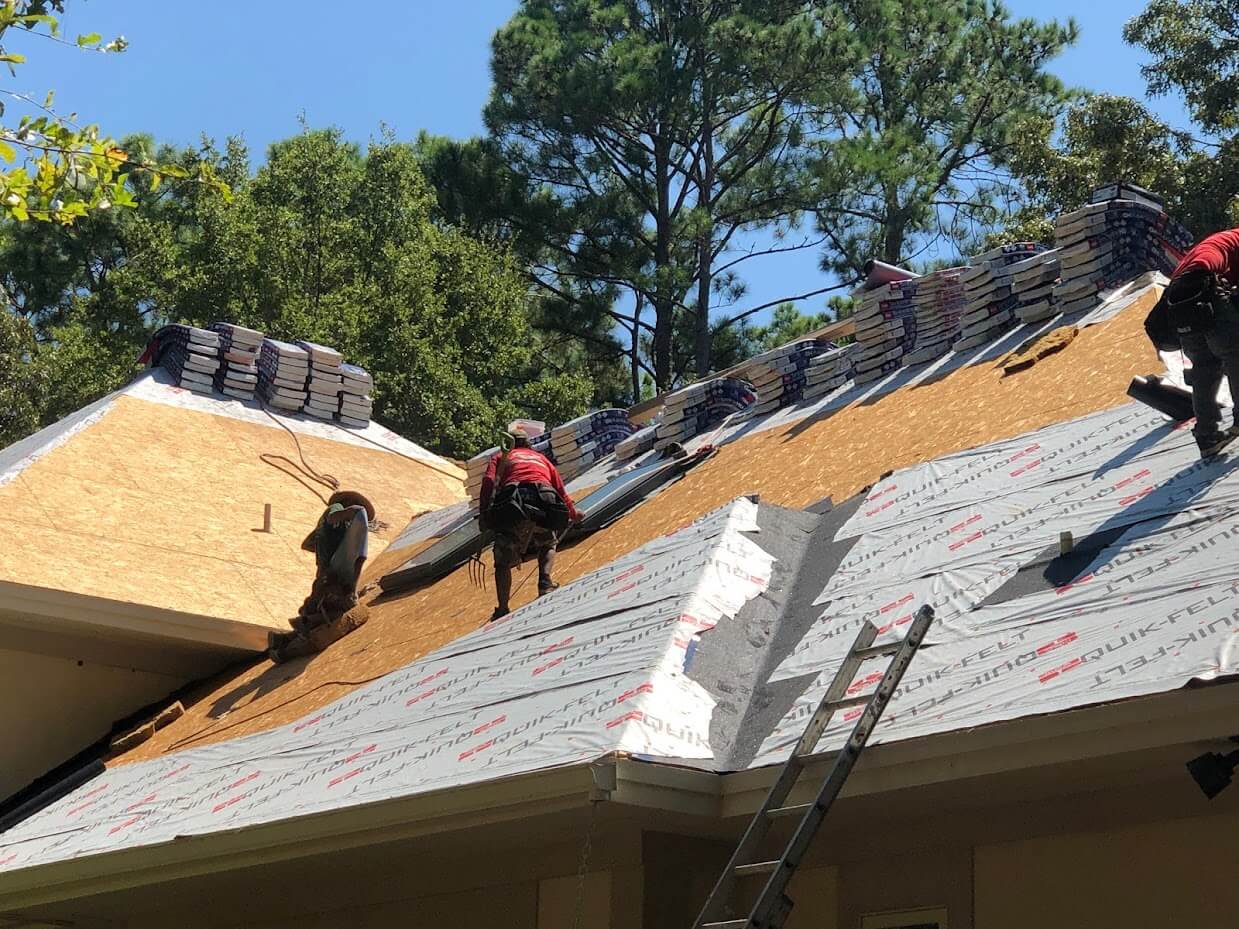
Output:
[692, 604, 936, 929]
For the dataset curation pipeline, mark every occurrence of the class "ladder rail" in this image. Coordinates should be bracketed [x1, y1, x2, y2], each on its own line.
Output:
[749, 604, 934, 928]
[693, 603, 935, 929]
[690, 620, 881, 929]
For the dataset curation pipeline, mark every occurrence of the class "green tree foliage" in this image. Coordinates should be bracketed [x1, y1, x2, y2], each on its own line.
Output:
[0, 2, 225, 223]
[486, 0, 837, 389]
[1, 128, 592, 458]
[807, 0, 1076, 277]
[0, 303, 44, 445]
[993, 94, 1239, 248]
[1124, 0, 1239, 134]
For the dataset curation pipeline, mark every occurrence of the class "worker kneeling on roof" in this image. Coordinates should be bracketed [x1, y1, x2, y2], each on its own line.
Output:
[268, 490, 374, 663]
[1146, 228, 1239, 458]
[480, 422, 581, 622]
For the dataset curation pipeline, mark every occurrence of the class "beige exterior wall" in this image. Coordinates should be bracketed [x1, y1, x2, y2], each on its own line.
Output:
[976, 809, 1239, 929]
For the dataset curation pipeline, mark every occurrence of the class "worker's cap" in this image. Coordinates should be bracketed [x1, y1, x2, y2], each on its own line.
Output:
[506, 418, 546, 438]
[327, 490, 376, 522]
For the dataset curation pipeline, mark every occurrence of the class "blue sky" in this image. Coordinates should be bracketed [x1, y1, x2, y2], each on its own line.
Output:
[12, 1, 1195, 322]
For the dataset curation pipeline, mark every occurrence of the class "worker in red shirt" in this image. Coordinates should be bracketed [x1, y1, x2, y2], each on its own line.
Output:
[1146, 228, 1239, 457]
[479, 424, 582, 621]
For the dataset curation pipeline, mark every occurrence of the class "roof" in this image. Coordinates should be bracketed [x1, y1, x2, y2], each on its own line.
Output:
[0, 369, 465, 640]
[7, 281, 1235, 877]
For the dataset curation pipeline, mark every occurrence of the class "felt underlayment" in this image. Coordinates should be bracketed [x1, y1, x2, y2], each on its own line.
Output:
[0, 395, 465, 627]
[114, 287, 1165, 763]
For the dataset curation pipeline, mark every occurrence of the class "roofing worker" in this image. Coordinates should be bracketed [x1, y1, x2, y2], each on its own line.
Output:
[1146, 228, 1239, 458]
[479, 424, 581, 622]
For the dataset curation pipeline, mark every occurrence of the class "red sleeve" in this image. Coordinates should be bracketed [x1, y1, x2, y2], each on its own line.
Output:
[548, 464, 581, 522]
[479, 453, 500, 511]
[1175, 229, 1239, 280]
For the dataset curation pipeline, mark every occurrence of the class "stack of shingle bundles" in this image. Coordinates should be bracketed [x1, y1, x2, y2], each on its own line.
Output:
[850, 278, 919, 385]
[464, 429, 555, 511]
[614, 423, 659, 462]
[654, 377, 756, 451]
[337, 363, 374, 428]
[905, 267, 967, 365]
[1009, 250, 1062, 324]
[208, 322, 263, 401]
[801, 344, 853, 401]
[153, 324, 221, 394]
[1052, 187, 1192, 315]
[734, 338, 840, 416]
[954, 242, 1045, 350]
[257, 339, 310, 412]
[294, 340, 346, 422]
[550, 409, 637, 480]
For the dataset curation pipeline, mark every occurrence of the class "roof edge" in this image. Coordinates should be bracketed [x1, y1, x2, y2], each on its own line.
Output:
[0, 580, 271, 658]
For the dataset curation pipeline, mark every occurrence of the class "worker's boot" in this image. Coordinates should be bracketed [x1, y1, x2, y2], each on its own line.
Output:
[1198, 431, 1236, 459]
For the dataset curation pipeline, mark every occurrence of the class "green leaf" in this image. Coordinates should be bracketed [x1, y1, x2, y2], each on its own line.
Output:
[0, 141, 16, 163]
[0, 53, 27, 64]
[76, 32, 103, 48]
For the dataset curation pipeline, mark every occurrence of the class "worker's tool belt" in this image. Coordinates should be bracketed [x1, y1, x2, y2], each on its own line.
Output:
[487, 482, 571, 533]
[1166, 271, 1233, 336]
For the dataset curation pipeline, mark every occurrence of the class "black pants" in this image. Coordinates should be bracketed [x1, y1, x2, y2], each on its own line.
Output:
[1180, 307, 1239, 439]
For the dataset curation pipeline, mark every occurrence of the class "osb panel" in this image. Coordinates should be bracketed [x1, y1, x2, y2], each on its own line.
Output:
[118, 293, 1162, 763]
[0, 396, 464, 628]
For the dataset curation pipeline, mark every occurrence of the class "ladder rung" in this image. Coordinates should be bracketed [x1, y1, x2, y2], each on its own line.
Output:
[853, 640, 902, 661]
[703, 921, 749, 929]
[734, 860, 781, 877]
[766, 802, 813, 819]
[825, 693, 872, 712]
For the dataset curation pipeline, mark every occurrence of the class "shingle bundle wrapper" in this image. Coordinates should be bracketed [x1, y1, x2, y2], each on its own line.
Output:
[464, 429, 554, 511]
[654, 377, 756, 450]
[954, 242, 1045, 350]
[208, 322, 262, 400]
[851, 278, 918, 384]
[294, 340, 346, 422]
[733, 337, 840, 416]
[258, 339, 310, 412]
[1052, 192, 1191, 315]
[801, 344, 853, 400]
[550, 409, 637, 480]
[614, 422, 659, 461]
[1008, 250, 1062, 325]
[337, 363, 374, 428]
[906, 267, 967, 364]
[152, 324, 221, 394]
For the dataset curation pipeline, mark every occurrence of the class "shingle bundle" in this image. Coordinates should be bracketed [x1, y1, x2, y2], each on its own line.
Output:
[954, 242, 1045, 350]
[337, 363, 374, 428]
[551, 409, 637, 480]
[851, 279, 919, 384]
[293, 341, 345, 422]
[208, 322, 262, 401]
[1009, 250, 1062, 325]
[152, 324, 221, 394]
[905, 267, 967, 365]
[733, 337, 840, 416]
[464, 429, 554, 511]
[614, 423, 659, 462]
[258, 339, 310, 412]
[1053, 187, 1191, 315]
[800, 344, 853, 401]
[654, 377, 756, 451]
